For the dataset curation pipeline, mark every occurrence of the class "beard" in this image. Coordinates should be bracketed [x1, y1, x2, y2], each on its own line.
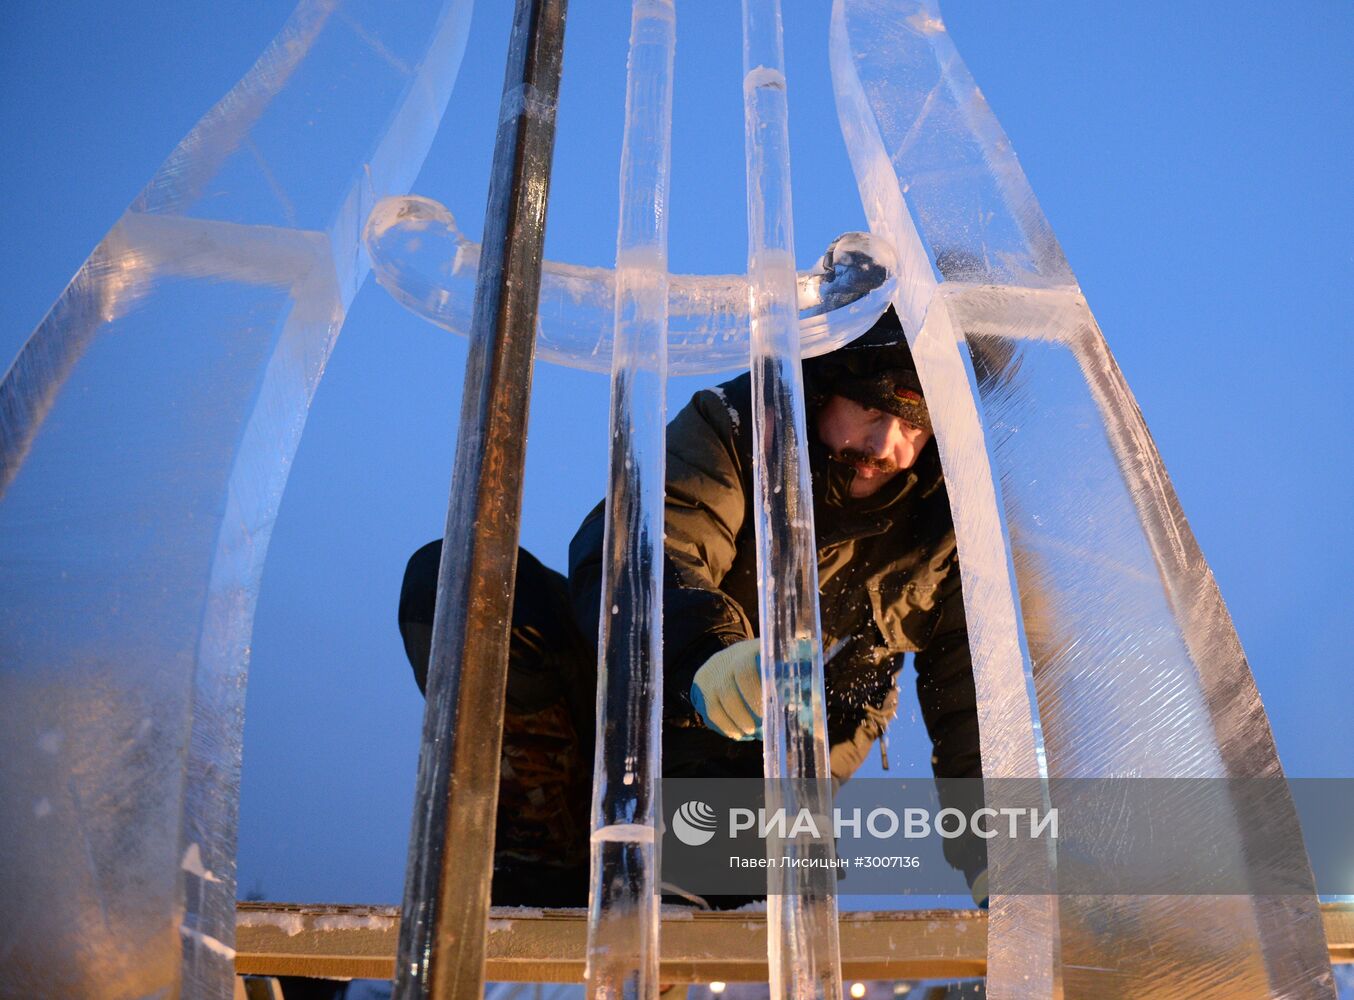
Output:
[831, 448, 899, 475]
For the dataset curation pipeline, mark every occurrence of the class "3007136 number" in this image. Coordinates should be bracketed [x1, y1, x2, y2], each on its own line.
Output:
[853, 856, 920, 868]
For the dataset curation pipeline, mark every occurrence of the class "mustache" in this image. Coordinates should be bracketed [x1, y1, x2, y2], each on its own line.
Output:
[832, 448, 899, 474]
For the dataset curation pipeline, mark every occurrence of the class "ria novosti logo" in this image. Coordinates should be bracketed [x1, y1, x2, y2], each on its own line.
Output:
[670, 799, 1058, 846]
[672, 800, 718, 846]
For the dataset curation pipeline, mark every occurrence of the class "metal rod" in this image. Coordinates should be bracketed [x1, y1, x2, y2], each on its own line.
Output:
[394, 1, 568, 996]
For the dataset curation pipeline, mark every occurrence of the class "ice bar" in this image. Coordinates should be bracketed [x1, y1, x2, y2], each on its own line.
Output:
[363, 195, 899, 375]
[741, 1, 844, 998]
[0, 2, 472, 997]
[831, 0, 1333, 996]
[584, 0, 675, 997]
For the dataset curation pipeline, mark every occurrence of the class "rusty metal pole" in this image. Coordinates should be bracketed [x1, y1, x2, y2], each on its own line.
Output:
[393, 1, 568, 997]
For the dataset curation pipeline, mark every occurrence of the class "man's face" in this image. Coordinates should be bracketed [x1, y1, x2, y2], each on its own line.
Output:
[815, 394, 933, 498]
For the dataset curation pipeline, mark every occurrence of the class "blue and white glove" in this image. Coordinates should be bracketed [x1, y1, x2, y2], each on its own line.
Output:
[690, 639, 763, 741]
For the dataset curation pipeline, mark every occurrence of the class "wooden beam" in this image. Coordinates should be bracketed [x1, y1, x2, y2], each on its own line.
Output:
[235, 901, 1353, 984]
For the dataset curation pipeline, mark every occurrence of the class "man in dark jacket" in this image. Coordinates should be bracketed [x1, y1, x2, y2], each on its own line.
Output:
[399, 306, 983, 906]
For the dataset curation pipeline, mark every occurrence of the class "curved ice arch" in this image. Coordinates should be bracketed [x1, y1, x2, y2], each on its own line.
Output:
[0, 2, 474, 996]
[832, 0, 1333, 997]
[363, 195, 898, 374]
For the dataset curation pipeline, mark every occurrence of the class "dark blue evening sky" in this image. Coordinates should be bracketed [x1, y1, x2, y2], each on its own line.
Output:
[2, 2, 1350, 904]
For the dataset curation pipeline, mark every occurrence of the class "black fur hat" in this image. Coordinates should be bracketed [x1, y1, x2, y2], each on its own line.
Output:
[804, 306, 930, 432]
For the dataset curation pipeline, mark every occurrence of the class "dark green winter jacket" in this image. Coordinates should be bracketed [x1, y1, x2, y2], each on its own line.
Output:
[567, 367, 981, 792]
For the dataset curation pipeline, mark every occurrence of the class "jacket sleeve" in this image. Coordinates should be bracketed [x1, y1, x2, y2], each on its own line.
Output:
[568, 385, 756, 729]
[915, 564, 981, 781]
[914, 560, 986, 883]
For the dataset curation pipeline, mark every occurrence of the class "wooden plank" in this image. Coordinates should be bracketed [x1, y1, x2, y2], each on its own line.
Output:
[1328, 901, 1354, 965]
[234, 901, 1353, 984]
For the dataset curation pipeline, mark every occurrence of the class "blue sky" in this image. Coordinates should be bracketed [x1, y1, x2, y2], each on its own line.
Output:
[2, 2, 1351, 905]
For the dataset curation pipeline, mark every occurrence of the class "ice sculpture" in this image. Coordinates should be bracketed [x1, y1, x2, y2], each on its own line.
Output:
[0, 2, 472, 997]
[2, 0, 1332, 995]
[831, 1, 1334, 998]
[363, 197, 899, 374]
[584, 1, 674, 998]
[740, 1, 845, 998]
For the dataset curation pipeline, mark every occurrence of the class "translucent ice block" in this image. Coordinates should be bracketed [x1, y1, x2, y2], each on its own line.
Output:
[741, 1, 843, 998]
[0, 2, 471, 996]
[585, 1, 674, 998]
[832, 0, 1333, 996]
[363, 194, 898, 374]
[829, 4, 1059, 995]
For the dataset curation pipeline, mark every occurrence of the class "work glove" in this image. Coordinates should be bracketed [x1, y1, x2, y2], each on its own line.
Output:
[690, 639, 763, 741]
[970, 868, 989, 910]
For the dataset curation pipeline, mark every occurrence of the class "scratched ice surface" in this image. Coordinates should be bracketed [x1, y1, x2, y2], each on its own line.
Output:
[832, 0, 1333, 997]
[0, 2, 471, 996]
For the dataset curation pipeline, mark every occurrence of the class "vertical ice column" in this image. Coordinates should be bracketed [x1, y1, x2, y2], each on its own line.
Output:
[393, 2, 569, 999]
[740, 3, 843, 999]
[0, 3, 471, 998]
[585, 2, 675, 998]
[827, 4, 1060, 997]
[832, 1, 1333, 997]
